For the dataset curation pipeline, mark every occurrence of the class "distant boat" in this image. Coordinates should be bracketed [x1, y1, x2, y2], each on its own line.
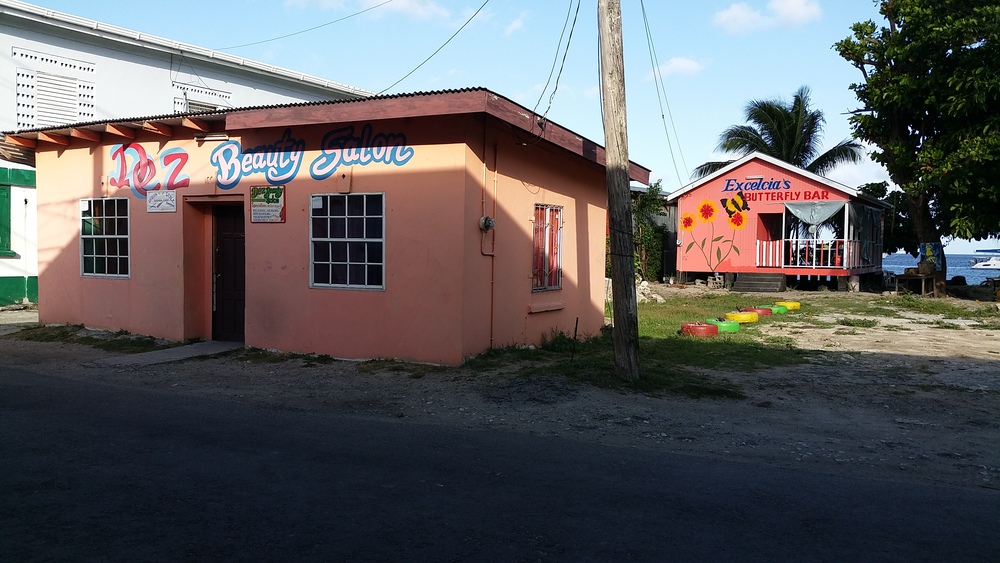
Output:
[970, 249, 1000, 269]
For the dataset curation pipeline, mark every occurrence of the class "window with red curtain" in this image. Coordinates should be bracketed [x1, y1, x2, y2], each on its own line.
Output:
[532, 204, 562, 291]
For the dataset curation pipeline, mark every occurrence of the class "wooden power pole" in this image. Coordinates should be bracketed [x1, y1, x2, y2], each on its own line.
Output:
[598, 0, 640, 381]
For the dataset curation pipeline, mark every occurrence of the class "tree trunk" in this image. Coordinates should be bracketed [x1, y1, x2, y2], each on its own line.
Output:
[907, 191, 948, 292]
[598, 0, 640, 381]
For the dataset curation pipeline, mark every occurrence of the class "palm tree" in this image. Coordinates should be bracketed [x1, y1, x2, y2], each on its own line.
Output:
[692, 86, 864, 178]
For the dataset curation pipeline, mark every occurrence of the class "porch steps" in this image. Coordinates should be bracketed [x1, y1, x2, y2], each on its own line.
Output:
[732, 273, 786, 293]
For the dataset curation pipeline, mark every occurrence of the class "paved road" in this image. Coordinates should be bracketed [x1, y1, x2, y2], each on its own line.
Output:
[2, 367, 998, 562]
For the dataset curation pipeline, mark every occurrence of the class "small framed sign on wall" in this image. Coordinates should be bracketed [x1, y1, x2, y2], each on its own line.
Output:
[250, 185, 285, 223]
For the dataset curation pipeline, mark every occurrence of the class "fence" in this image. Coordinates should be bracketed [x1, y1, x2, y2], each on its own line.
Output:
[756, 239, 883, 269]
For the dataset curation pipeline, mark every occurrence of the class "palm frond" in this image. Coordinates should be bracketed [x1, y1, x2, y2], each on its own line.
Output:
[693, 85, 863, 178]
[692, 159, 736, 179]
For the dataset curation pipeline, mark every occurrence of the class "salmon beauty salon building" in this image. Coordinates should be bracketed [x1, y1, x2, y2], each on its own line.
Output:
[6, 89, 650, 365]
[667, 153, 887, 288]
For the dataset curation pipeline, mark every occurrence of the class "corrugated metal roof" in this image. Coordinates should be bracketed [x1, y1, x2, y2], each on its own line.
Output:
[3, 87, 652, 183]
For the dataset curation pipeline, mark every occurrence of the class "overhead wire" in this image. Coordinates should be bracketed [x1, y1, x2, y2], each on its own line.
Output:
[531, 0, 581, 130]
[640, 0, 687, 187]
[377, 0, 490, 95]
[214, 0, 397, 51]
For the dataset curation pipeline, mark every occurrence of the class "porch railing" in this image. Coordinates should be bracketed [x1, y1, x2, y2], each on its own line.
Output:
[755, 239, 883, 269]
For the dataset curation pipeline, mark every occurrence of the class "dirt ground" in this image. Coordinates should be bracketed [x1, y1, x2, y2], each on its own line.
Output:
[2, 289, 998, 493]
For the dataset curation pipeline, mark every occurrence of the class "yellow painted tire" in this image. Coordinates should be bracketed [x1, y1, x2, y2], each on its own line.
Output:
[725, 311, 758, 323]
[775, 301, 800, 310]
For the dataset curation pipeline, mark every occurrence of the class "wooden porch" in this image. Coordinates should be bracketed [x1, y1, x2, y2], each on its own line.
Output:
[755, 238, 883, 275]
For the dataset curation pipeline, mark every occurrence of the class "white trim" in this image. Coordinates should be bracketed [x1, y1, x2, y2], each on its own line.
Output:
[665, 152, 860, 202]
[308, 192, 385, 290]
[79, 197, 130, 279]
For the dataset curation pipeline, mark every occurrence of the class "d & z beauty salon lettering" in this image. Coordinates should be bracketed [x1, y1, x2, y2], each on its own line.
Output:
[209, 125, 414, 191]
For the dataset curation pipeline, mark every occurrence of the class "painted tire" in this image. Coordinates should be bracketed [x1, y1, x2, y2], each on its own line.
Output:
[705, 318, 740, 333]
[774, 301, 800, 310]
[757, 305, 788, 315]
[680, 322, 719, 338]
[725, 311, 758, 323]
[743, 307, 773, 316]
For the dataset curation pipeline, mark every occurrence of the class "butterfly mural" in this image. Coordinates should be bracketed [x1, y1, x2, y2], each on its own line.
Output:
[720, 191, 749, 217]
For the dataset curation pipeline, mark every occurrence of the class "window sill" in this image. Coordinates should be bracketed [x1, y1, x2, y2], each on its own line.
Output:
[529, 301, 564, 314]
[0, 250, 18, 258]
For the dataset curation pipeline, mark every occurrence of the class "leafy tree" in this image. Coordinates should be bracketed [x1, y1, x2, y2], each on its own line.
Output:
[604, 181, 666, 282]
[835, 0, 1000, 272]
[859, 181, 918, 256]
[633, 181, 665, 281]
[693, 86, 864, 178]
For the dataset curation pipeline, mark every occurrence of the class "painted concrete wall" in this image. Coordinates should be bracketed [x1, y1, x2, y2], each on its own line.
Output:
[458, 118, 607, 359]
[2, 2, 366, 306]
[34, 114, 608, 364]
[0, 165, 37, 304]
[676, 160, 848, 274]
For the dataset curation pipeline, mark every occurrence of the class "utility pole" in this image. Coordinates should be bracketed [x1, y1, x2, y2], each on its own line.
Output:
[598, 0, 640, 381]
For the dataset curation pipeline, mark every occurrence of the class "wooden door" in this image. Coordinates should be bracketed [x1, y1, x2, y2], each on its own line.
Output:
[212, 205, 245, 342]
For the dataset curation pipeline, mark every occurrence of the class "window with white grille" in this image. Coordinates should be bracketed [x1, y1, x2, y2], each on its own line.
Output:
[81, 198, 130, 277]
[310, 193, 384, 289]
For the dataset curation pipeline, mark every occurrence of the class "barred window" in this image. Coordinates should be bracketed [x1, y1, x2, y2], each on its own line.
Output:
[532, 204, 562, 291]
[310, 193, 384, 289]
[81, 198, 129, 277]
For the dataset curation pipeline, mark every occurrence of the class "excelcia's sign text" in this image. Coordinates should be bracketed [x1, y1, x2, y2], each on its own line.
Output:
[722, 178, 791, 192]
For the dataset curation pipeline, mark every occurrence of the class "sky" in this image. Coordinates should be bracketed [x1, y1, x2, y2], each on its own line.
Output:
[23, 0, 997, 252]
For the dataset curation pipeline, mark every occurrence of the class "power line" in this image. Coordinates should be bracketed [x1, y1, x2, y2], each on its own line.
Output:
[377, 0, 490, 95]
[532, 0, 579, 119]
[214, 0, 397, 51]
[536, 0, 581, 130]
[640, 0, 688, 186]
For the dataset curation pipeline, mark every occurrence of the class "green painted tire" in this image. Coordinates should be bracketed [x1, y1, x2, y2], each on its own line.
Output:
[705, 318, 740, 333]
[768, 305, 788, 314]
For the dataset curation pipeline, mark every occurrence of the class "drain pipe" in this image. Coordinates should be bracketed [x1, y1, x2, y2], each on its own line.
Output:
[480, 127, 498, 348]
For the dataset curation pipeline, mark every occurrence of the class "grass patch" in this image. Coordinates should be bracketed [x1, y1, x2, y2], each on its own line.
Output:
[797, 317, 835, 328]
[833, 328, 859, 336]
[930, 320, 964, 330]
[223, 347, 339, 365]
[7, 324, 173, 354]
[462, 299, 819, 399]
[837, 317, 879, 328]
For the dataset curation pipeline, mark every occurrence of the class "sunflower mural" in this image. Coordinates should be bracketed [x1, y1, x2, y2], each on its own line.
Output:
[682, 191, 749, 272]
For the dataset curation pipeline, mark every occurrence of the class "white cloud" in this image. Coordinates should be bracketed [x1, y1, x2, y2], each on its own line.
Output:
[713, 0, 821, 33]
[505, 12, 528, 36]
[283, 0, 347, 9]
[288, 0, 450, 20]
[653, 57, 704, 78]
[368, 0, 450, 21]
[768, 0, 822, 25]
[713, 3, 769, 33]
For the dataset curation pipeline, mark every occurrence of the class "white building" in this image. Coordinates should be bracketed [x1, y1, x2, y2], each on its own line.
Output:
[0, 0, 369, 304]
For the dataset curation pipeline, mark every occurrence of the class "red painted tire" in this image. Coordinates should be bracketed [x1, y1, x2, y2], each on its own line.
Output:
[681, 322, 719, 338]
[743, 307, 773, 316]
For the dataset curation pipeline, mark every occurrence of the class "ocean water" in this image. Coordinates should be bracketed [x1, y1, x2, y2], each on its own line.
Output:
[882, 253, 998, 286]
